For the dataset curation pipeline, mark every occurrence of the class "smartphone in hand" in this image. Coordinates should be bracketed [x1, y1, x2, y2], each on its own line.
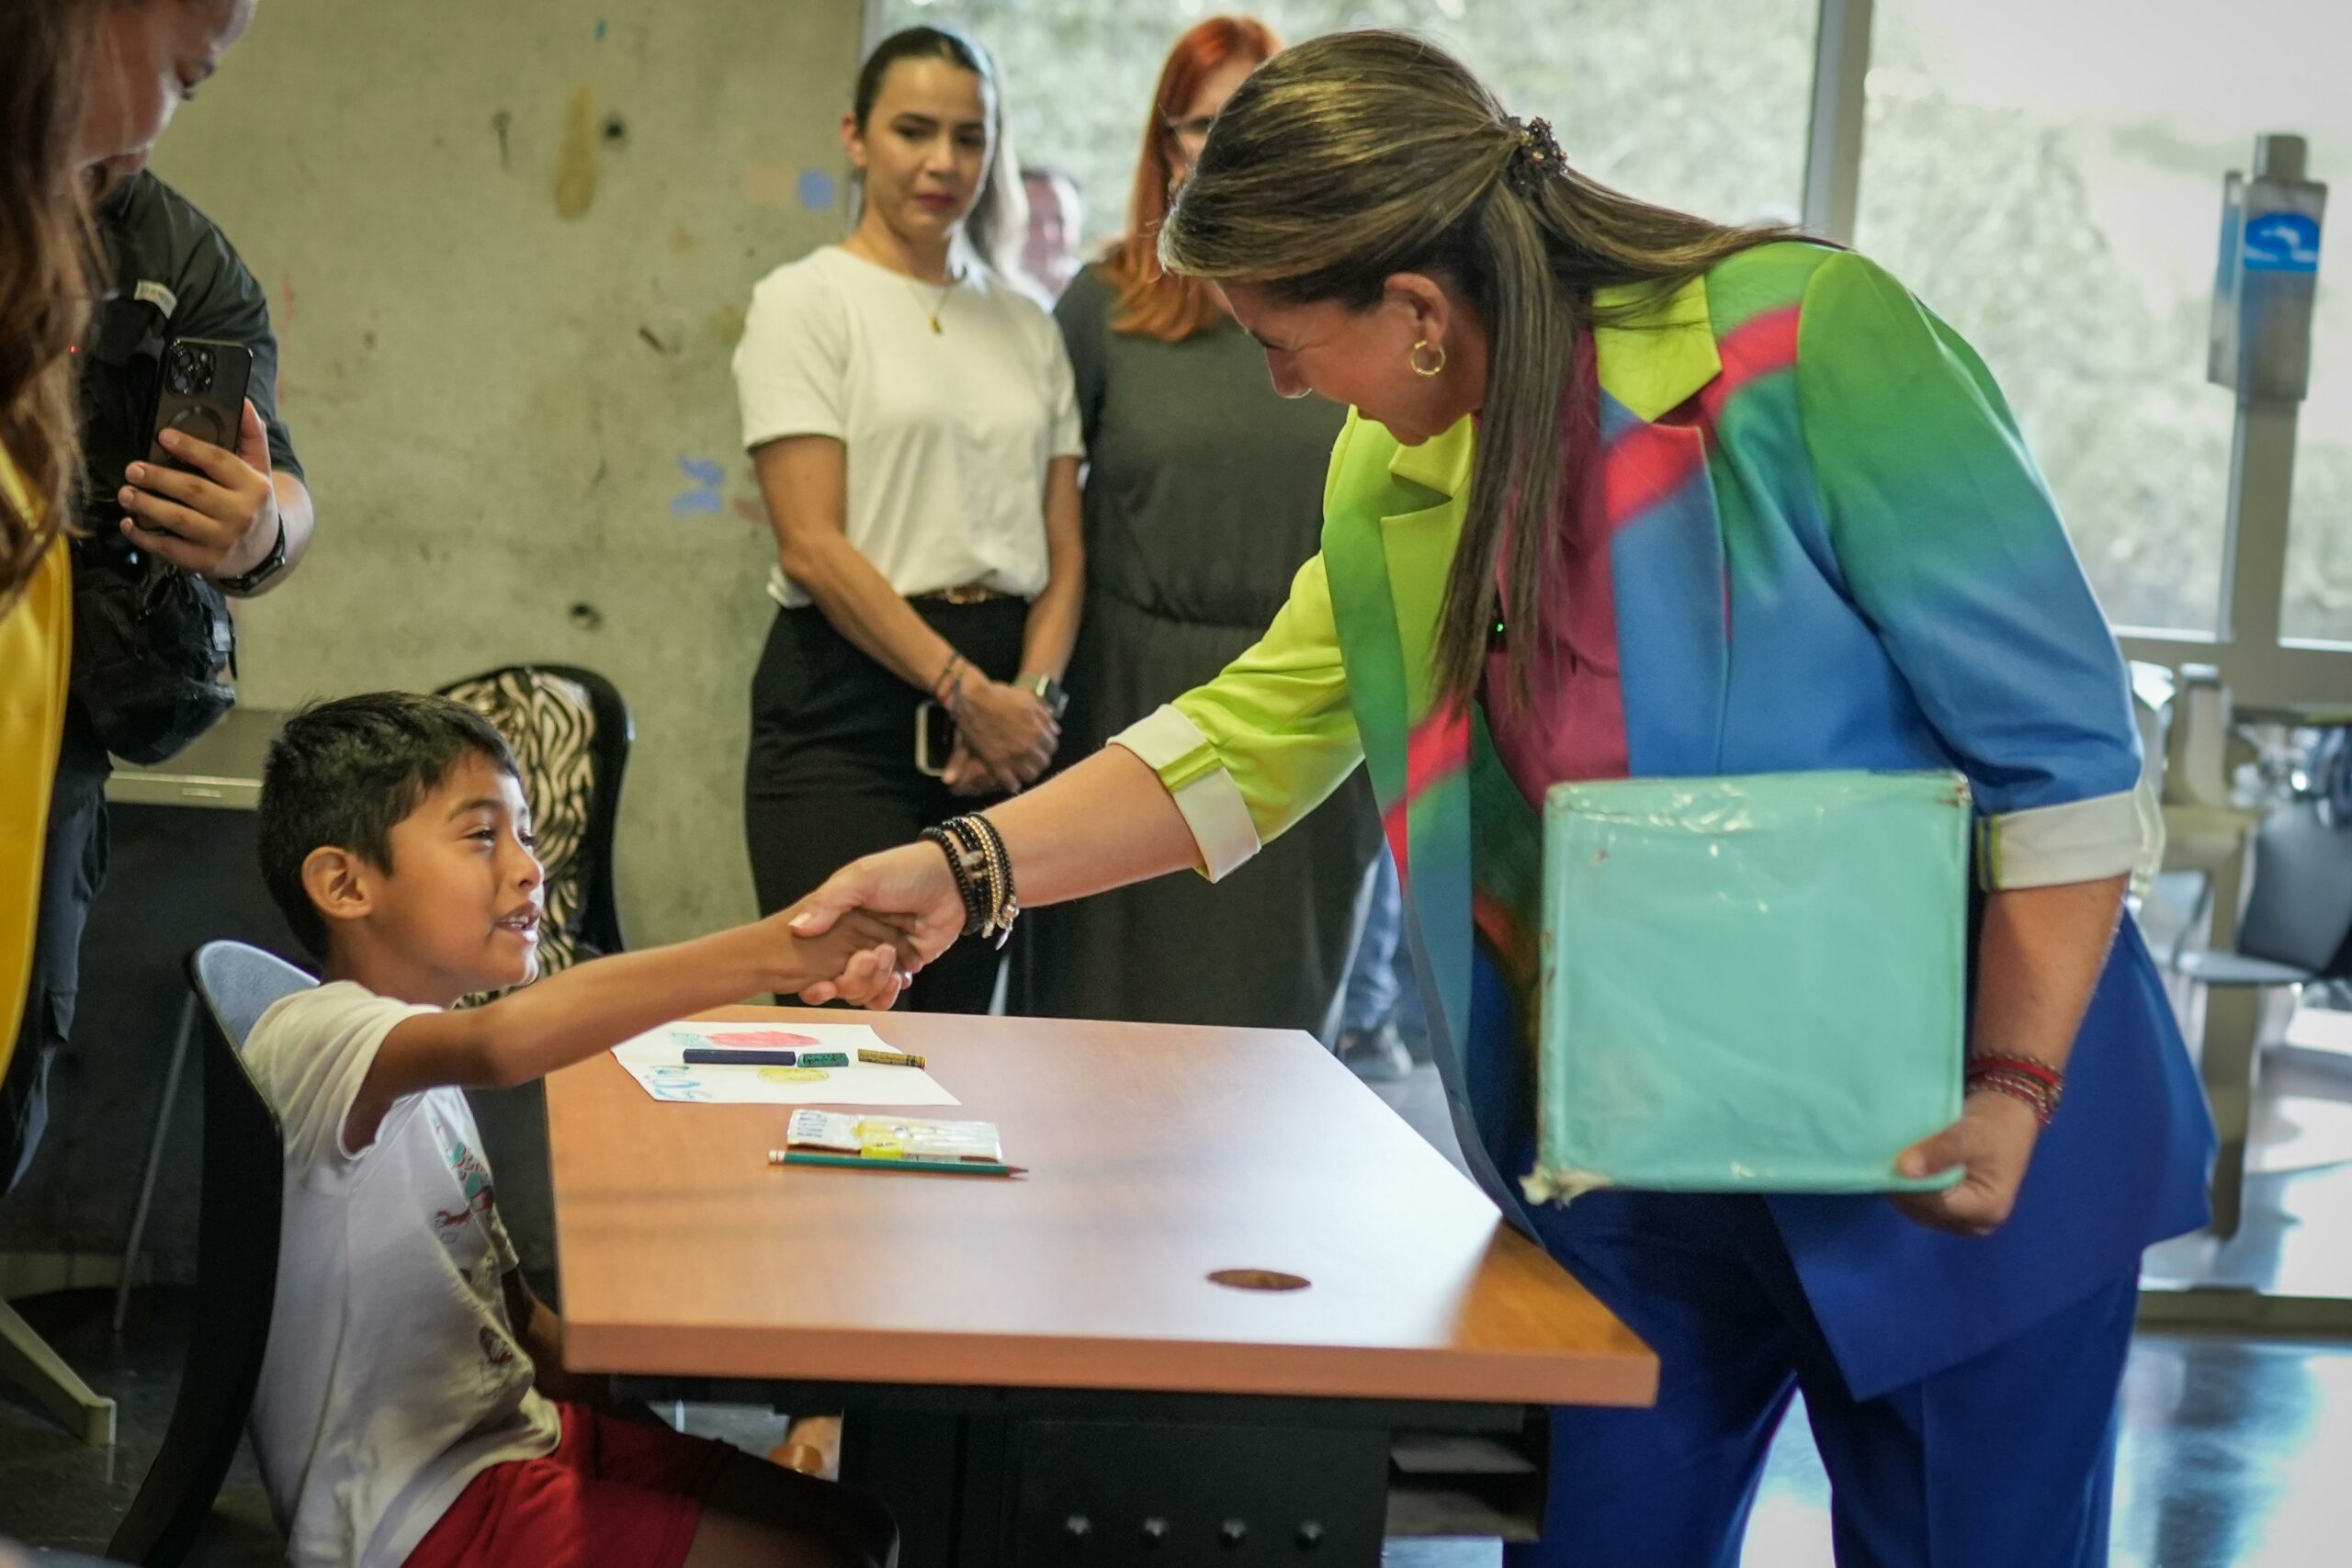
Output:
[146, 337, 253, 469]
[914, 700, 956, 777]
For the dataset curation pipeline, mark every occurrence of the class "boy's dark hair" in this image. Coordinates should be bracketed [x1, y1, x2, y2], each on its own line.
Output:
[259, 693, 523, 957]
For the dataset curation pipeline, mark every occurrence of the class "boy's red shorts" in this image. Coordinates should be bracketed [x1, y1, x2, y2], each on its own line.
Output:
[402, 1402, 734, 1568]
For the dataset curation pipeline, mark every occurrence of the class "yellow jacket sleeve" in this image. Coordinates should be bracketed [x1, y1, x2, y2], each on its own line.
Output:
[1, 465, 71, 1083]
[1110, 551, 1364, 881]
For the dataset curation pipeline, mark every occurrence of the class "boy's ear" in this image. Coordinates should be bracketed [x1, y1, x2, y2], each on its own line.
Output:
[300, 846, 374, 933]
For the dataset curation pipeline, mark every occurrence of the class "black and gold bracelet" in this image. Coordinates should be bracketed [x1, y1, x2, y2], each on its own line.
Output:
[932, 813, 1019, 948]
[950, 818, 1002, 937]
[967, 814, 1019, 947]
[919, 825, 988, 938]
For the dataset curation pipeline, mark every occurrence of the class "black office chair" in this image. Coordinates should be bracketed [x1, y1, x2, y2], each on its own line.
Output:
[2174, 800, 2352, 987]
[107, 942, 308, 1568]
[2168, 800, 2352, 1238]
[435, 666, 633, 1280]
[438, 664, 636, 968]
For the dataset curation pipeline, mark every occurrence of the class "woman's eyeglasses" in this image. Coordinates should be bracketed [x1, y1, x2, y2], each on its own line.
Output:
[1164, 114, 1217, 147]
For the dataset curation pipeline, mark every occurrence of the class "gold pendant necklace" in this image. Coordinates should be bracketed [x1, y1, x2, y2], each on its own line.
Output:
[913, 266, 963, 333]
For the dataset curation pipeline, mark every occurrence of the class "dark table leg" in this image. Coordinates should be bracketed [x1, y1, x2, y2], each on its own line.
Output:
[616, 1380, 1544, 1568]
[840, 1397, 1392, 1566]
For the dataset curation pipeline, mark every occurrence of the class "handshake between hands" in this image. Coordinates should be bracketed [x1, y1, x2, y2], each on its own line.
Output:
[772, 840, 978, 1009]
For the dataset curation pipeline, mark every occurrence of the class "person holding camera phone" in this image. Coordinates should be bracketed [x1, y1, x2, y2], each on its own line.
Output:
[732, 26, 1082, 1015]
[4, 131, 314, 1189]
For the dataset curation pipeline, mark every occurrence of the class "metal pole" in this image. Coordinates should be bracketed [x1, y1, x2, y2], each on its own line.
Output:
[2215, 134, 2309, 653]
[1802, 0, 1875, 243]
[113, 993, 197, 1335]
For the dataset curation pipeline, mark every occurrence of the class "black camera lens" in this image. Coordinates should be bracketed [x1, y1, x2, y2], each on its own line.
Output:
[164, 342, 213, 398]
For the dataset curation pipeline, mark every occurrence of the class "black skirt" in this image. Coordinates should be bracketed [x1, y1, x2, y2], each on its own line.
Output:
[744, 598, 1028, 1014]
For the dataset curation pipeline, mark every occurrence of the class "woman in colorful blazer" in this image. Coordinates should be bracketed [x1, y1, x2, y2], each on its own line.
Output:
[797, 31, 2214, 1565]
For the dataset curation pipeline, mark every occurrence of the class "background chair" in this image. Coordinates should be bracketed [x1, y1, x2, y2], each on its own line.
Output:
[435, 665, 634, 1287]
[437, 664, 636, 974]
[107, 942, 305, 1568]
[2167, 799, 2352, 1238]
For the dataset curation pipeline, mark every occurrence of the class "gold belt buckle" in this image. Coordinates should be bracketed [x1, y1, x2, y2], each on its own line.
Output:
[928, 582, 998, 605]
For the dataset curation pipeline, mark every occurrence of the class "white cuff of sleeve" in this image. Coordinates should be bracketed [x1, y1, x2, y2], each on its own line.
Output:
[1108, 705, 1261, 883]
[1975, 788, 2143, 890]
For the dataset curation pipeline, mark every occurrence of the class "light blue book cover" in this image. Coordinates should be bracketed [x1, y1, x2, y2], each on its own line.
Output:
[1531, 771, 1969, 1202]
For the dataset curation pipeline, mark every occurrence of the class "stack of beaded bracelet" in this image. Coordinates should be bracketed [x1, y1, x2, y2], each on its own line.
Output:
[919, 814, 1019, 949]
[1963, 1052, 2064, 1126]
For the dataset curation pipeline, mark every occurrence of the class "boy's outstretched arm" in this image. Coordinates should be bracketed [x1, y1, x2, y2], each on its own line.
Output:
[342, 902, 909, 1149]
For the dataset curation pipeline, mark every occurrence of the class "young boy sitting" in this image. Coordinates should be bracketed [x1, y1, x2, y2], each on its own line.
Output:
[243, 693, 906, 1568]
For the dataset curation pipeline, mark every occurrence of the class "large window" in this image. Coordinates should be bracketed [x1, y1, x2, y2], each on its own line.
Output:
[875, 0, 1818, 251]
[1855, 1, 2243, 637]
[870, 0, 2347, 679]
[2283, 126, 2351, 648]
[1851, 0, 2349, 658]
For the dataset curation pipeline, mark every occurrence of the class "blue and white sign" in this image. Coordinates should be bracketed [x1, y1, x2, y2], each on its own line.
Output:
[2243, 211, 2322, 274]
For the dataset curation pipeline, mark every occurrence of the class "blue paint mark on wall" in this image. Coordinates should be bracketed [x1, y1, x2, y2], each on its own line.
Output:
[671, 457, 724, 516]
[797, 169, 839, 212]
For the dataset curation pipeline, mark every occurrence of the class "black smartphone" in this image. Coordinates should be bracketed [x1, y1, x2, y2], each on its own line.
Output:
[146, 337, 253, 469]
[915, 701, 956, 777]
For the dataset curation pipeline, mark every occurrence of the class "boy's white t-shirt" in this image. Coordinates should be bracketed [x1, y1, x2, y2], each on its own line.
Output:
[243, 981, 562, 1568]
[731, 244, 1084, 609]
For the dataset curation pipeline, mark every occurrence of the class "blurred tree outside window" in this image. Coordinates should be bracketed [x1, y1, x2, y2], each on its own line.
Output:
[1859, 0, 2347, 644]
[875, 0, 2347, 647]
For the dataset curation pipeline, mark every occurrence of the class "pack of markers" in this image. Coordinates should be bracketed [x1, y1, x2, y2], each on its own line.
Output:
[783, 1110, 1004, 1165]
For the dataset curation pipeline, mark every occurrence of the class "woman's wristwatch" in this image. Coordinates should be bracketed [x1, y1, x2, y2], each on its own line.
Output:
[1015, 672, 1069, 719]
[215, 513, 288, 596]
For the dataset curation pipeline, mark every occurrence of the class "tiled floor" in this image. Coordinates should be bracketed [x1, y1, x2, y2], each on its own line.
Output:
[1363, 1015, 2352, 1567]
[9, 1281, 2352, 1566]
[9, 1017, 2352, 1564]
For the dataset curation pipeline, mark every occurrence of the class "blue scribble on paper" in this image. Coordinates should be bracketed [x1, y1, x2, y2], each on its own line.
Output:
[594, 18, 608, 42]
[797, 169, 839, 212]
[671, 456, 724, 516]
[647, 1065, 712, 1101]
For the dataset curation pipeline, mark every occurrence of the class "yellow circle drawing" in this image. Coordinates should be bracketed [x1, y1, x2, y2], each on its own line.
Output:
[759, 1066, 830, 1084]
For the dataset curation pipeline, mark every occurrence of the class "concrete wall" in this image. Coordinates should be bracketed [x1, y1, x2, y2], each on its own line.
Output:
[0, 1, 874, 1284]
[156, 0, 869, 946]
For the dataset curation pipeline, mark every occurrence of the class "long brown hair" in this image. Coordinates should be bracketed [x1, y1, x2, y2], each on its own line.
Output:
[1099, 16, 1280, 343]
[1160, 30, 1789, 710]
[0, 0, 100, 607]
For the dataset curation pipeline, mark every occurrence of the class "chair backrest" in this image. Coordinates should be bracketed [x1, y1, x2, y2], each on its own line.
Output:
[2237, 800, 2352, 975]
[107, 942, 305, 1567]
[436, 665, 635, 967]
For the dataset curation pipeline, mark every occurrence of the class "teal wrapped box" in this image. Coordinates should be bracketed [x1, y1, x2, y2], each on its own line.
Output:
[1529, 771, 1969, 1203]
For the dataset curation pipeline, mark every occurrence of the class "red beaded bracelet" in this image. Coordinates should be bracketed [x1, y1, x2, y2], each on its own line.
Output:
[1965, 1052, 2065, 1126]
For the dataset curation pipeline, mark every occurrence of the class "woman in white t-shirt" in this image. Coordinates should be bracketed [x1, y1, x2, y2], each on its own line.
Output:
[733, 26, 1083, 1014]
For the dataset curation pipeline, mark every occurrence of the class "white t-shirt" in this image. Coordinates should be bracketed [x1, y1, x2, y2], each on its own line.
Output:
[732, 245, 1083, 609]
[243, 981, 562, 1568]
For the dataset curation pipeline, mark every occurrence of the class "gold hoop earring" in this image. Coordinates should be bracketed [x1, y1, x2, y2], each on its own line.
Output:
[1410, 339, 1446, 378]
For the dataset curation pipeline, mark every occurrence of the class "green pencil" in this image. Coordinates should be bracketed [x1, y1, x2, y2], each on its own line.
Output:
[768, 1150, 1025, 1177]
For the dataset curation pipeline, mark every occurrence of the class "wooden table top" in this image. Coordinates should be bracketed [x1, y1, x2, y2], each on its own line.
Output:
[548, 1006, 1656, 1408]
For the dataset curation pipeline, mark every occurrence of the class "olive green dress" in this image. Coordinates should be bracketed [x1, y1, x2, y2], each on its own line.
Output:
[1022, 265, 1382, 1033]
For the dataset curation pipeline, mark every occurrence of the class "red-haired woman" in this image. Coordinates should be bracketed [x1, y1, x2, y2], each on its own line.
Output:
[1023, 17, 1380, 1034]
